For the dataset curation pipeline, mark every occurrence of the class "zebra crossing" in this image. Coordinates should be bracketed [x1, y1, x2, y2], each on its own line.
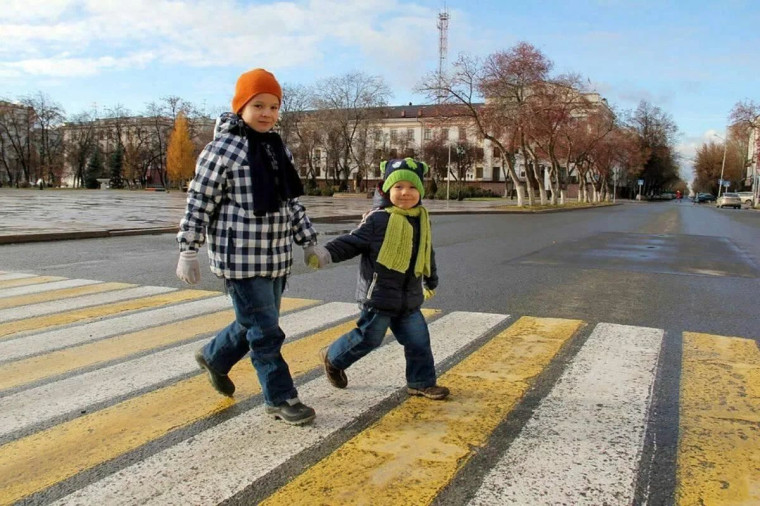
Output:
[0, 270, 757, 505]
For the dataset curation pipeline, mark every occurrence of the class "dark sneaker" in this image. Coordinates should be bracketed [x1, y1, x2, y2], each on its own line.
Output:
[195, 349, 235, 397]
[320, 347, 347, 389]
[265, 398, 316, 425]
[407, 385, 450, 400]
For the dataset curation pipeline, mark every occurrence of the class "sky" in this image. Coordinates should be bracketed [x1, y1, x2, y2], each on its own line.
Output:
[2, 0, 759, 182]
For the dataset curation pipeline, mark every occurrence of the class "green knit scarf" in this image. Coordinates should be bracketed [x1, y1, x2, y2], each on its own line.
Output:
[376, 206, 432, 277]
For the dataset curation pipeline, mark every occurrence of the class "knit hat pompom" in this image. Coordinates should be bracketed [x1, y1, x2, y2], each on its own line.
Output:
[232, 68, 282, 113]
[380, 157, 429, 199]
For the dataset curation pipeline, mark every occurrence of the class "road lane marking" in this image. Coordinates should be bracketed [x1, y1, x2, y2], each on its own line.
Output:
[0, 281, 136, 310]
[0, 276, 65, 290]
[0, 273, 36, 282]
[52, 311, 506, 506]
[0, 310, 234, 391]
[0, 289, 217, 339]
[0, 278, 101, 299]
[0, 302, 364, 504]
[0, 285, 172, 322]
[469, 322, 663, 505]
[677, 332, 760, 505]
[0, 296, 232, 362]
[261, 316, 579, 506]
[0, 298, 325, 437]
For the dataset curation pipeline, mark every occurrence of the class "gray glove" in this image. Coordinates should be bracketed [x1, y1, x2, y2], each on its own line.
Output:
[304, 244, 332, 269]
[176, 250, 201, 284]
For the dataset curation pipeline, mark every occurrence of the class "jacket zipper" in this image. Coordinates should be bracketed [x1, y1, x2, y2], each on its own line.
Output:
[366, 273, 378, 300]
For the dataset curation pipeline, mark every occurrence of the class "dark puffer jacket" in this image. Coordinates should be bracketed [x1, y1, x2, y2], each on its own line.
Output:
[324, 205, 438, 315]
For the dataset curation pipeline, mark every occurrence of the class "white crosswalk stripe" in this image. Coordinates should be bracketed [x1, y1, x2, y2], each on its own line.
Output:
[0, 296, 231, 362]
[0, 285, 175, 322]
[469, 323, 664, 505]
[0, 278, 101, 298]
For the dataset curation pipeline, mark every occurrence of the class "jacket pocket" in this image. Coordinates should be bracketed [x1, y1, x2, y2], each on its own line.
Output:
[366, 273, 378, 300]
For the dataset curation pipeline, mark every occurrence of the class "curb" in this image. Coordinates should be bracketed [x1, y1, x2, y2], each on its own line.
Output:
[0, 226, 178, 245]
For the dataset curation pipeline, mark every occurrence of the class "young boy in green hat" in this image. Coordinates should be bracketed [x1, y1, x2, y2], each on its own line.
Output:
[305, 157, 449, 400]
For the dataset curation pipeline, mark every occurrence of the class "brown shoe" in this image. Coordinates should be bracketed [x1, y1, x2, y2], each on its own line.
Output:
[407, 385, 450, 400]
[320, 347, 347, 389]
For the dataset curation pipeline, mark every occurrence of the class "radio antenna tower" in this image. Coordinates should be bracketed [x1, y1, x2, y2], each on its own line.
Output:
[436, 4, 449, 103]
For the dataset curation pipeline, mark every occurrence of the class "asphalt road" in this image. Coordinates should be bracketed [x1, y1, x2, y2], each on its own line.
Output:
[3, 200, 758, 338]
[1, 199, 759, 505]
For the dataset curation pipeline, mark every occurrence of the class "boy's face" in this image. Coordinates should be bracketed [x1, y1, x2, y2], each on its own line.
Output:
[388, 180, 420, 209]
[240, 93, 280, 133]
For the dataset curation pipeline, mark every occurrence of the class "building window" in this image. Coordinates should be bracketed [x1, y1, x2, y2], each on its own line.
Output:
[492, 167, 500, 181]
[374, 130, 382, 143]
[441, 128, 449, 140]
[406, 128, 414, 141]
[475, 167, 483, 179]
[459, 128, 466, 141]
[492, 147, 499, 157]
[424, 128, 432, 140]
[390, 129, 398, 143]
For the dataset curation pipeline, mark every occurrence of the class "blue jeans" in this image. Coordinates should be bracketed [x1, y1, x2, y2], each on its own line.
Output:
[326, 308, 436, 389]
[202, 276, 297, 406]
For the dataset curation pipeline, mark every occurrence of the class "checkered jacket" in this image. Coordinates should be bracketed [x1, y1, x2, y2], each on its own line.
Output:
[177, 113, 318, 279]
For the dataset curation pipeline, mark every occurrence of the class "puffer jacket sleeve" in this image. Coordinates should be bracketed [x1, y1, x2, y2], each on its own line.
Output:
[289, 198, 319, 246]
[324, 210, 376, 262]
[424, 248, 438, 290]
[176, 141, 227, 251]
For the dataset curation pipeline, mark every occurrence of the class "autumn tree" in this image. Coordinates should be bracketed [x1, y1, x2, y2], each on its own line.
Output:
[63, 110, 97, 188]
[166, 111, 195, 189]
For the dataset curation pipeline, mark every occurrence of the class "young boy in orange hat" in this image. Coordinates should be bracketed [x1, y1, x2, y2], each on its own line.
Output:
[306, 158, 449, 401]
[176, 68, 318, 425]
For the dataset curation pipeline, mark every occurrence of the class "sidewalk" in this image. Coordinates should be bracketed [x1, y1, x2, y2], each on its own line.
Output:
[0, 189, 604, 245]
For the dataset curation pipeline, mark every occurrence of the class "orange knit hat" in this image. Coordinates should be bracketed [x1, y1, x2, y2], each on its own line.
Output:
[231, 68, 282, 113]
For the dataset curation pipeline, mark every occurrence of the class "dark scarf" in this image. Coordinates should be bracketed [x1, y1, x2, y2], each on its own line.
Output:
[242, 125, 304, 216]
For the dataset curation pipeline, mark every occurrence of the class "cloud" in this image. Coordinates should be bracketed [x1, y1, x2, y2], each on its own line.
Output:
[2, 52, 156, 77]
[0, 0, 441, 79]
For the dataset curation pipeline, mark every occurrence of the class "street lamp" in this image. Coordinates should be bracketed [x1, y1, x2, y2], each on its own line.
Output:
[714, 133, 728, 199]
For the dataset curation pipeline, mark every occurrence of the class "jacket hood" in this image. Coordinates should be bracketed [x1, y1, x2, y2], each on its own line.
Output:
[213, 112, 245, 139]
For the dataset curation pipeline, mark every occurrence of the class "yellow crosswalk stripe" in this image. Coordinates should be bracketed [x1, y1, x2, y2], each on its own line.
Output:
[0, 276, 64, 290]
[0, 309, 437, 504]
[0, 282, 135, 310]
[0, 289, 216, 339]
[677, 332, 760, 505]
[0, 298, 316, 391]
[261, 316, 583, 505]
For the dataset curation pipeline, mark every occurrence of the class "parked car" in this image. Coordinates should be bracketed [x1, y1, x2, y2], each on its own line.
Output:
[694, 193, 716, 203]
[716, 192, 742, 209]
[737, 191, 755, 206]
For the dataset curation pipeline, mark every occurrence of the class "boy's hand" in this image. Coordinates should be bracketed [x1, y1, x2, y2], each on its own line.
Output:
[423, 287, 435, 300]
[176, 250, 201, 285]
[304, 245, 331, 269]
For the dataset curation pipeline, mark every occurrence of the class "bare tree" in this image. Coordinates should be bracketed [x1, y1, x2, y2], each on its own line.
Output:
[23, 93, 66, 186]
[63, 110, 97, 188]
[0, 100, 35, 185]
[312, 72, 392, 190]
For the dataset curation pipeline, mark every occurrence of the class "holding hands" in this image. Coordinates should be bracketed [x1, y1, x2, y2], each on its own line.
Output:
[304, 244, 331, 269]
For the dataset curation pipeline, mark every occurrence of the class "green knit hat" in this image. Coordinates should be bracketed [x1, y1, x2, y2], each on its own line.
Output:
[380, 157, 429, 198]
